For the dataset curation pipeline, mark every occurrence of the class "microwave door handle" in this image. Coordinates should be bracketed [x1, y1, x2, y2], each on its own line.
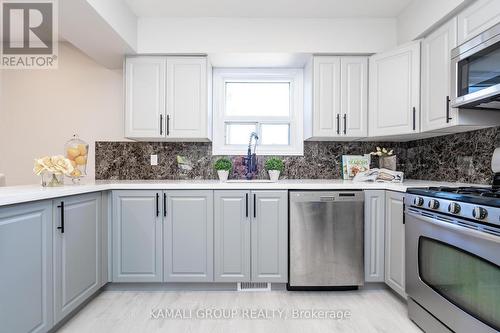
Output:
[446, 96, 452, 123]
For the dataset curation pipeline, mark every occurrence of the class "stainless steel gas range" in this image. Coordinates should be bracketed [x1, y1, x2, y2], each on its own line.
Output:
[405, 186, 500, 333]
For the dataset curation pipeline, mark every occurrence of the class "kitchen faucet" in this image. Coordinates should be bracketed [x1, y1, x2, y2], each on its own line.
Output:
[243, 132, 259, 180]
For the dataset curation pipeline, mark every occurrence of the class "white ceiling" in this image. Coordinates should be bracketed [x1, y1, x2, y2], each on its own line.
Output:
[125, 0, 413, 18]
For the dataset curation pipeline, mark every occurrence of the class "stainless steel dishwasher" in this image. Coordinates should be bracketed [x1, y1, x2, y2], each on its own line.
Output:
[288, 191, 364, 290]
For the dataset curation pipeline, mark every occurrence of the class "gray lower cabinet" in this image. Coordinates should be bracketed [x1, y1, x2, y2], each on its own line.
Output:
[214, 190, 251, 282]
[53, 192, 102, 322]
[251, 191, 288, 282]
[364, 190, 385, 282]
[384, 191, 406, 298]
[0, 201, 53, 333]
[214, 190, 288, 283]
[164, 190, 214, 282]
[112, 190, 163, 282]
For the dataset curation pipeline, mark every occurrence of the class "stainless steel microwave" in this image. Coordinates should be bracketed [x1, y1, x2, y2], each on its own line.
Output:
[451, 22, 500, 110]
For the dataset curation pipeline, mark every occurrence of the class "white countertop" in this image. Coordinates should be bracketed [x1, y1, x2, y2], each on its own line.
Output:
[0, 179, 485, 207]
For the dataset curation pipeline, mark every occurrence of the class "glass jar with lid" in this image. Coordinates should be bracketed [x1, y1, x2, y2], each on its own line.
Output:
[64, 134, 88, 183]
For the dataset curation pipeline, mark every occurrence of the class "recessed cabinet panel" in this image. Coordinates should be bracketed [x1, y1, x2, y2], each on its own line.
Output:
[164, 190, 213, 282]
[214, 191, 251, 282]
[0, 201, 53, 333]
[313, 56, 341, 137]
[113, 191, 163, 282]
[125, 57, 166, 139]
[341, 57, 368, 137]
[385, 191, 406, 298]
[458, 0, 500, 44]
[166, 57, 208, 139]
[364, 190, 385, 283]
[421, 18, 458, 132]
[54, 193, 101, 322]
[369, 42, 420, 137]
[251, 191, 288, 283]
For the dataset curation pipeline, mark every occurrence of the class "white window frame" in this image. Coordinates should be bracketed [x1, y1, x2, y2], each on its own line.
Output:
[212, 68, 304, 156]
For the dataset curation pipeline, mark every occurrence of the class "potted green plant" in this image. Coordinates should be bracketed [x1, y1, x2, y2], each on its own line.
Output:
[265, 157, 284, 182]
[214, 158, 232, 181]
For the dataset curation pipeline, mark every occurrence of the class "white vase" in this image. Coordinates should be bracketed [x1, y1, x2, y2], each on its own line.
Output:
[268, 170, 280, 182]
[217, 170, 229, 181]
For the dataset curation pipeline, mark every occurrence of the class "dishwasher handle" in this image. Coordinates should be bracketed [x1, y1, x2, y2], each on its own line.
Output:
[290, 191, 364, 203]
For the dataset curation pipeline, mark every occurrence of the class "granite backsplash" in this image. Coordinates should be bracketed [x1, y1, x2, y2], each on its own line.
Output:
[95, 127, 500, 185]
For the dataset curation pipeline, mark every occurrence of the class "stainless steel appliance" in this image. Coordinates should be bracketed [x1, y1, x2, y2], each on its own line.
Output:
[288, 191, 364, 290]
[405, 186, 500, 333]
[451, 22, 500, 109]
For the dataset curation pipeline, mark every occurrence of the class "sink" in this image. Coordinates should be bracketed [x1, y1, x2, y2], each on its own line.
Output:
[226, 179, 275, 183]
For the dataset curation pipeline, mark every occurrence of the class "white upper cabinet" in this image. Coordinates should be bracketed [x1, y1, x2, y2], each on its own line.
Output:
[309, 56, 367, 139]
[369, 41, 420, 137]
[421, 18, 458, 132]
[125, 56, 210, 141]
[125, 57, 166, 139]
[166, 57, 209, 139]
[457, 0, 500, 44]
[312, 56, 341, 137]
[341, 57, 368, 138]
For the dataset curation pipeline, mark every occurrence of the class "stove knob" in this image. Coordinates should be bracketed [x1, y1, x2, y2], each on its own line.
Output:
[448, 202, 461, 214]
[428, 199, 440, 209]
[472, 207, 488, 220]
[414, 197, 424, 207]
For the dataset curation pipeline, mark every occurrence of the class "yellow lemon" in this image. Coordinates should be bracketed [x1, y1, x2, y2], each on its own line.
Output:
[71, 169, 82, 177]
[77, 144, 87, 156]
[67, 147, 80, 159]
[75, 155, 87, 166]
[70, 160, 77, 168]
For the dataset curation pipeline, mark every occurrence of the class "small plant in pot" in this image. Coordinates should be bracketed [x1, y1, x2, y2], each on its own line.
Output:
[214, 158, 232, 181]
[265, 157, 284, 182]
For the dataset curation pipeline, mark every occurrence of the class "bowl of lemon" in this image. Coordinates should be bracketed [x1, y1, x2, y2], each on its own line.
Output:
[65, 134, 88, 183]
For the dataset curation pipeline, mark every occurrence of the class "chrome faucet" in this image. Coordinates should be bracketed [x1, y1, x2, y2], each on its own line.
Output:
[243, 132, 259, 180]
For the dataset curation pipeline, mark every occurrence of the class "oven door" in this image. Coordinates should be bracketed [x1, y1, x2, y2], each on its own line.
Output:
[405, 209, 500, 333]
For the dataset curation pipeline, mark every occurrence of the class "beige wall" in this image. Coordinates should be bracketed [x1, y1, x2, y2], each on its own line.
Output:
[0, 42, 125, 185]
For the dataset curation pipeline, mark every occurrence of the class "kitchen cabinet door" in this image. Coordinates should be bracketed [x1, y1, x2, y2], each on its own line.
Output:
[0, 201, 53, 333]
[421, 18, 458, 132]
[385, 191, 406, 298]
[341, 56, 368, 137]
[214, 191, 251, 282]
[125, 56, 166, 139]
[164, 190, 214, 282]
[458, 0, 500, 44]
[166, 57, 208, 139]
[369, 42, 420, 137]
[54, 192, 101, 323]
[112, 190, 163, 282]
[312, 56, 341, 137]
[251, 191, 288, 283]
[364, 190, 385, 283]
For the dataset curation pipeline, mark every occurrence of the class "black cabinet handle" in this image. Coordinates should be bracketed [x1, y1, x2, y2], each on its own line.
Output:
[57, 201, 64, 233]
[253, 194, 256, 218]
[245, 193, 249, 218]
[446, 96, 452, 123]
[156, 193, 159, 217]
[412, 107, 416, 131]
[160, 114, 163, 135]
[343, 114, 347, 135]
[336, 114, 340, 135]
[166, 115, 170, 136]
[163, 192, 167, 217]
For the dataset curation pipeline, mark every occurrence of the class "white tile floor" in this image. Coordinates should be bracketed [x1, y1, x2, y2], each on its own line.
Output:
[58, 288, 422, 333]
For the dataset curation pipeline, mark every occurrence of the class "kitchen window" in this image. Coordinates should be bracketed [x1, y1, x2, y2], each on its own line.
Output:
[212, 68, 304, 155]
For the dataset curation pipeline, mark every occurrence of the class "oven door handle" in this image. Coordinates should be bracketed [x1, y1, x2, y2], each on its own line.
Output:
[406, 210, 500, 242]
